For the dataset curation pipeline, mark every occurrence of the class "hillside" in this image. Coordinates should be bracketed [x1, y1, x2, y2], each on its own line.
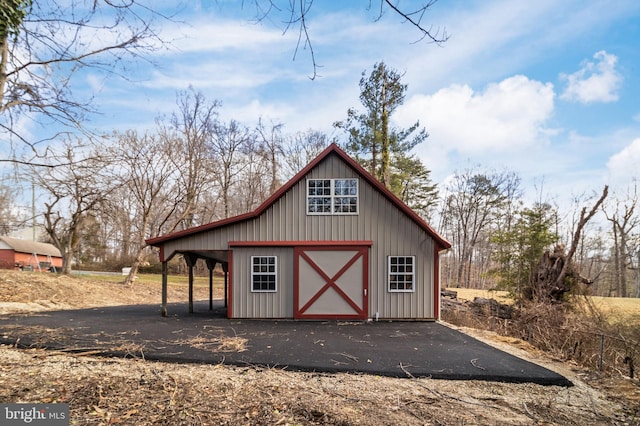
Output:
[0, 270, 637, 425]
[0, 270, 211, 314]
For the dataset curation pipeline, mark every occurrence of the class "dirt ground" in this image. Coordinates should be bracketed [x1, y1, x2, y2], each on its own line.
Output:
[0, 270, 638, 425]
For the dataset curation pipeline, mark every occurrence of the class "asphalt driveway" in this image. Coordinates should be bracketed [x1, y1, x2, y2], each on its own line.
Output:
[0, 301, 571, 386]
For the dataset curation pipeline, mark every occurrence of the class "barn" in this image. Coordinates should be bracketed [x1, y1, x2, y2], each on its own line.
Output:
[0, 236, 63, 272]
[146, 144, 451, 320]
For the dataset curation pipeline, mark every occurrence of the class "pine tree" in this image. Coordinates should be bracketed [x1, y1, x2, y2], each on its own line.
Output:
[390, 152, 438, 220]
[335, 61, 436, 214]
[490, 203, 559, 299]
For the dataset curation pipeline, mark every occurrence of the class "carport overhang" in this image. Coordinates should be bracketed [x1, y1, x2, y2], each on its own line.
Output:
[155, 246, 230, 317]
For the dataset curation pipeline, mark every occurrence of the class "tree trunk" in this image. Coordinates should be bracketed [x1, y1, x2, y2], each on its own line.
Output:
[60, 247, 71, 275]
[611, 224, 620, 297]
[124, 246, 145, 286]
[554, 186, 608, 290]
[123, 212, 151, 286]
[381, 75, 390, 188]
[636, 251, 640, 298]
[270, 146, 278, 194]
[525, 186, 608, 303]
[0, 31, 8, 110]
[618, 223, 628, 297]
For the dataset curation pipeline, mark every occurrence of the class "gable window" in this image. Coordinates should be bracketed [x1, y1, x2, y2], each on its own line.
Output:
[388, 256, 415, 292]
[251, 256, 277, 292]
[307, 178, 358, 214]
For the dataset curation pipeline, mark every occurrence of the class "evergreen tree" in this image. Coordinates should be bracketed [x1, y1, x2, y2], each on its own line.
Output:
[490, 203, 559, 299]
[390, 152, 438, 220]
[335, 61, 436, 214]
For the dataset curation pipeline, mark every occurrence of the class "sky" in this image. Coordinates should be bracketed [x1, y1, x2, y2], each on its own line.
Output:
[14, 0, 640, 215]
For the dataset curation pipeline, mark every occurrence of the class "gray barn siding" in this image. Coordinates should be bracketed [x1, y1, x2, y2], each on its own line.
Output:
[232, 247, 293, 318]
[161, 153, 437, 319]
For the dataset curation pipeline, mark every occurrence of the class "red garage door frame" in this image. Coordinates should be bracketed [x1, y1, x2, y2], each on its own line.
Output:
[294, 244, 369, 320]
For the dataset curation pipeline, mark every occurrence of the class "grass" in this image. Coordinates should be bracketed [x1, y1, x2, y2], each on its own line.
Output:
[77, 272, 225, 289]
[448, 287, 640, 324]
[585, 295, 640, 324]
[446, 287, 513, 304]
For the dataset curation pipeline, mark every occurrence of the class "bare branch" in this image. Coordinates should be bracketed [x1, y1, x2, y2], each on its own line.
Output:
[249, 0, 447, 79]
[381, 0, 449, 44]
[555, 186, 609, 289]
[1, 0, 172, 162]
[292, 0, 318, 80]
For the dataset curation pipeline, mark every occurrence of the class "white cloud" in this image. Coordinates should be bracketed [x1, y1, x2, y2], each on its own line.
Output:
[606, 138, 640, 185]
[560, 51, 622, 104]
[401, 0, 638, 93]
[145, 64, 276, 91]
[164, 19, 293, 54]
[398, 75, 555, 154]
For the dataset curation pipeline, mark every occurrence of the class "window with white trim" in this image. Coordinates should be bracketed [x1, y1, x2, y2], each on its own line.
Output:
[251, 256, 277, 292]
[307, 178, 358, 214]
[388, 256, 415, 292]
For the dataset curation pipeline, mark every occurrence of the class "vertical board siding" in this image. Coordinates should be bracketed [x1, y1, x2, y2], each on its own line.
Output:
[161, 153, 438, 319]
[232, 247, 293, 318]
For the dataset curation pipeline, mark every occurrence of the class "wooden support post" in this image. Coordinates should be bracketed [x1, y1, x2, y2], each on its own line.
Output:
[161, 261, 168, 317]
[184, 254, 197, 314]
[189, 264, 194, 313]
[206, 259, 217, 311]
[222, 262, 229, 308]
[210, 267, 213, 310]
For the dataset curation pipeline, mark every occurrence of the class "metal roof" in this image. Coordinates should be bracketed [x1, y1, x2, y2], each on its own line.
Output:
[0, 236, 62, 257]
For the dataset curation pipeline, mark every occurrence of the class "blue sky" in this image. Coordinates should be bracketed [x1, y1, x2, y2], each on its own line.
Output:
[23, 1, 640, 210]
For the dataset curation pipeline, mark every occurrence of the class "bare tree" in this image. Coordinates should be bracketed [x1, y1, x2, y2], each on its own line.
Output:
[0, 174, 26, 235]
[281, 129, 329, 179]
[158, 88, 220, 229]
[439, 168, 521, 288]
[235, 145, 272, 213]
[525, 186, 608, 303]
[248, 1, 448, 79]
[97, 183, 139, 267]
[29, 139, 115, 274]
[107, 130, 186, 285]
[210, 120, 255, 219]
[603, 183, 638, 297]
[256, 118, 285, 194]
[1, 0, 169, 163]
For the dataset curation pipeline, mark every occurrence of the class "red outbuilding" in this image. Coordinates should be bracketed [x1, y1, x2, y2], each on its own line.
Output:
[0, 236, 63, 272]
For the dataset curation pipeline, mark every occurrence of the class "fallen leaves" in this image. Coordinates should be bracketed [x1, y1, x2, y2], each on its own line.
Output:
[0, 270, 637, 425]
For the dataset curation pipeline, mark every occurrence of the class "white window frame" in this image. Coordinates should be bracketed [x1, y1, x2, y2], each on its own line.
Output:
[307, 178, 359, 215]
[388, 256, 415, 293]
[251, 256, 278, 292]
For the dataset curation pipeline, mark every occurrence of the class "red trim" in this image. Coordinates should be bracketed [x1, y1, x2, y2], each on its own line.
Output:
[293, 248, 300, 317]
[294, 246, 368, 320]
[145, 143, 451, 250]
[229, 240, 373, 247]
[158, 246, 165, 263]
[433, 248, 440, 320]
[292, 314, 368, 320]
[362, 249, 369, 318]
[297, 250, 364, 315]
[227, 251, 233, 319]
